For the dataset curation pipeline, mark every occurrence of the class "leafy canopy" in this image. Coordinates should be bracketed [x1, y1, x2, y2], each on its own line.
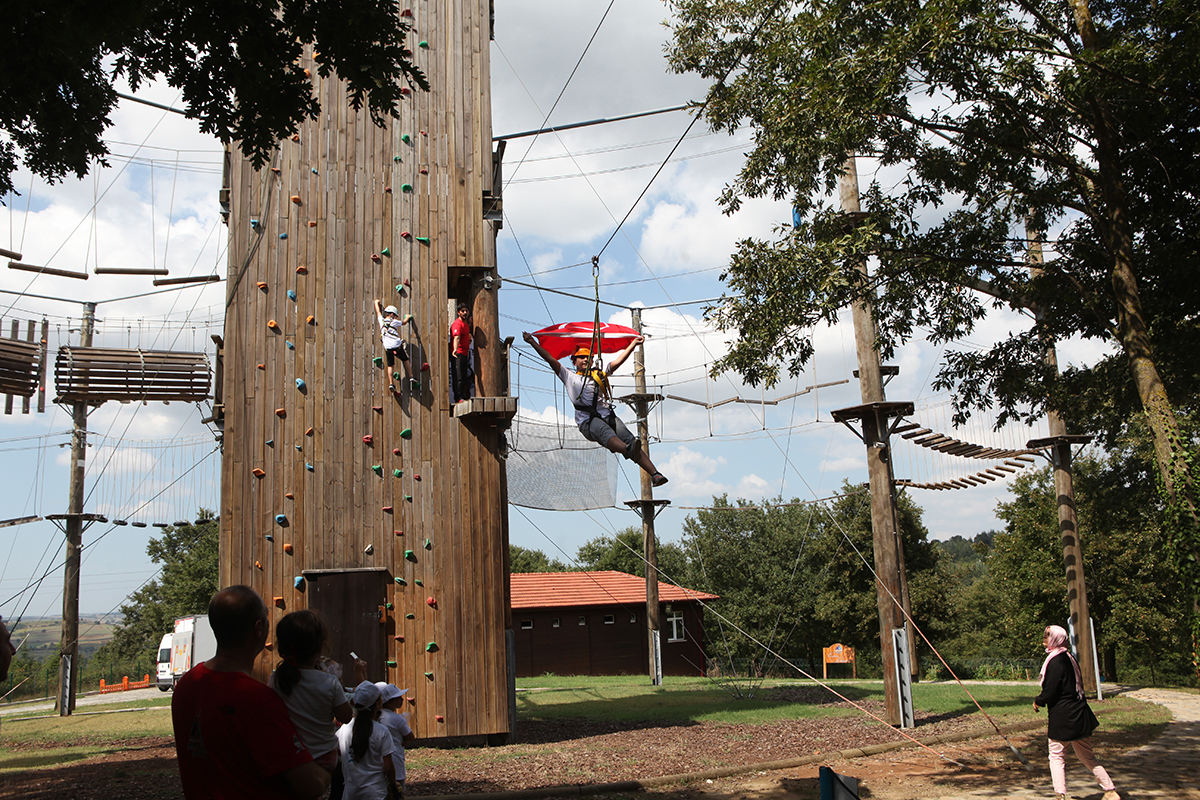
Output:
[1, 1, 429, 199]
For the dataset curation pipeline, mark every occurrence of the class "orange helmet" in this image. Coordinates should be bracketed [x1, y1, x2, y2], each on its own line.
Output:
[571, 346, 591, 359]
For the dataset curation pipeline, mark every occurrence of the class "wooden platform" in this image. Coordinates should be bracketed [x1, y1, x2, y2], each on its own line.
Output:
[453, 395, 517, 420]
[54, 346, 211, 404]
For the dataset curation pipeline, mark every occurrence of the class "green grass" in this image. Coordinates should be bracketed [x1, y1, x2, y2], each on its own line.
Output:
[0, 705, 174, 772]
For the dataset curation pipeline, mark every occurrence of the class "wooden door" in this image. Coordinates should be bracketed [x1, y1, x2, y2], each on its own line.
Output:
[305, 569, 390, 683]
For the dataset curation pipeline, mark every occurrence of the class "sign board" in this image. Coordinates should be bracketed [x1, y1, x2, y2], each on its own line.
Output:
[823, 643, 856, 679]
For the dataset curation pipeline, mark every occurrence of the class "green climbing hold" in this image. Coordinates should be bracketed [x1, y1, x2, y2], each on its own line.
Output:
[405, 549, 416, 561]
[401, 134, 412, 144]
[373, 356, 383, 367]
[404, 494, 413, 502]
[393, 468, 403, 478]
[386, 660, 397, 667]
[418, 41, 428, 48]
[425, 642, 437, 652]
[395, 577, 407, 585]
[415, 236, 430, 244]
[399, 428, 412, 439]
[406, 613, 415, 619]
[401, 183, 413, 193]
[372, 465, 383, 475]
[395, 284, 404, 294]
[424, 671, 433, 679]
[414, 579, 423, 586]
[423, 538, 431, 550]
[385, 602, 394, 610]
[381, 246, 391, 257]
[393, 155, 402, 162]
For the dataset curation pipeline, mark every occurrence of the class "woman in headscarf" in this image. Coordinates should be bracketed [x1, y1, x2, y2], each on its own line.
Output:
[1033, 625, 1120, 800]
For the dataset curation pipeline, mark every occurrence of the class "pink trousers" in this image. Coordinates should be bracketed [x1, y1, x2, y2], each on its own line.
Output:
[1048, 737, 1115, 795]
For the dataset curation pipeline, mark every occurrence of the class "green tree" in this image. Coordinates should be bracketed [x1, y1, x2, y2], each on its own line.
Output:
[107, 512, 218, 659]
[575, 527, 689, 583]
[509, 545, 567, 574]
[2, 1, 430, 198]
[667, 0, 1200, 673]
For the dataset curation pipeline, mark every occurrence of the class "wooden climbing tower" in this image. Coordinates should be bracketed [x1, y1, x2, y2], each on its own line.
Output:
[220, 1, 514, 740]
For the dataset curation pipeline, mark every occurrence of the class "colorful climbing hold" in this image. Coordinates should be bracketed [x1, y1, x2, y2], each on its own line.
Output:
[381, 246, 391, 257]
[295, 378, 306, 390]
[268, 319, 279, 330]
[401, 183, 413, 193]
[436, 714, 444, 722]
[373, 356, 383, 367]
[408, 614, 416, 620]
[285, 492, 294, 499]
[364, 544, 374, 555]
[419, 167, 428, 175]
[306, 463, 314, 471]
[275, 408, 287, 418]
[290, 195, 302, 205]
[395, 577, 407, 585]
[400, 231, 411, 240]
[384, 186, 392, 193]
[372, 465, 383, 475]
[400, 86, 411, 96]
[400, 428, 412, 439]
[404, 494, 413, 502]
[295, 444, 302, 451]
[394, 634, 405, 641]
[252, 468, 265, 478]
[426, 598, 436, 608]
[305, 427, 314, 436]
[307, 220, 317, 227]
[410, 379, 421, 392]
[283, 543, 294, 554]
[418, 40, 428, 48]
[373, 405, 383, 413]
[371, 253, 381, 263]
[405, 549, 416, 561]
[407, 696, 416, 704]
[424, 672, 433, 679]
[306, 315, 315, 324]
[394, 529, 403, 536]
[257, 281, 268, 290]
[393, 469, 403, 478]
[414, 579, 423, 586]
[294, 576, 305, 589]
[420, 130, 427, 136]
[287, 289, 297, 301]
[274, 596, 285, 607]
[402, 314, 413, 324]
[296, 265, 308, 274]
[415, 474, 421, 481]
[255, 560, 263, 570]
[386, 660, 397, 667]
[423, 538, 431, 549]
[311, 167, 318, 174]
[393, 155, 402, 162]
[420, 362, 430, 372]
[401, 134, 412, 144]
[415, 236, 430, 244]
[363, 435, 373, 445]
[279, 233, 288, 240]
[400, 8, 412, 17]
[383, 505, 393, 513]
[286, 340, 295, 350]
[425, 640, 437, 650]
[392, 448, 401, 456]
[250, 219, 261, 229]
[265, 533, 274, 542]
[265, 438, 274, 446]
[385, 602, 394, 610]
[257, 363, 266, 370]
[275, 514, 287, 524]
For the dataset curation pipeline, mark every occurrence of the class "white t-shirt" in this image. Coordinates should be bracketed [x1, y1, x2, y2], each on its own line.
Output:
[378, 314, 403, 350]
[552, 360, 615, 426]
[268, 667, 347, 758]
[337, 718, 395, 800]
[378, 709, 413, 781]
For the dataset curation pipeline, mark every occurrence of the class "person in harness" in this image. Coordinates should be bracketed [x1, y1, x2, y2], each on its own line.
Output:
[523, 331, 668, 487]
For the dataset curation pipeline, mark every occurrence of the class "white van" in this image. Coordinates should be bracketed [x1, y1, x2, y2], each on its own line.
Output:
[156, 633, 174, 691]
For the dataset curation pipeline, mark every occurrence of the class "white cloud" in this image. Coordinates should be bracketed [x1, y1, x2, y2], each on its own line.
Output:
[660, 446, 727, 499]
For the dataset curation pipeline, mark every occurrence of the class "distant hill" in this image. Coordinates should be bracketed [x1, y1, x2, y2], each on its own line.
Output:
[10, 615, 118, 659]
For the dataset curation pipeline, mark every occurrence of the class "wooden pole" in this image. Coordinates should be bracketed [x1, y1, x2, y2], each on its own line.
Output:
[1027, 223, 1098, 694]
[841, 158, 906, 726]
[58, 301, 95, 715]
[631, 308, 662, 685]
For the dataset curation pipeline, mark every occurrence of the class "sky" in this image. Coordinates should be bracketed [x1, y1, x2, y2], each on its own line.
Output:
[0, 1, 1111, 626]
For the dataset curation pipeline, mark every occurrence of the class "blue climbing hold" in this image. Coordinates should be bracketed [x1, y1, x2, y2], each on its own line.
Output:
[266, 439, 274, 446]
[287, 289, 297, 301]
[294, 576, 305, 589]
[279, 233, 288, 240]
[275, 514, 287, 525]
[286, 341, 295, 350]
[265, 533, 274, 542]
[296, 378, 306, 390]
[306, 462, 314, 471]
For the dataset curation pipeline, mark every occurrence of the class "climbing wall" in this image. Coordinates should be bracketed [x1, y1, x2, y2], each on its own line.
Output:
[220, 0, 511, 739]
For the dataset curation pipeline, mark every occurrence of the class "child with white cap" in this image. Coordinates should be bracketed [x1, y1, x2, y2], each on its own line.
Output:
[336, 681, 397, 800]
[375, 683, 415, 796]
[375, 298, 417, 394]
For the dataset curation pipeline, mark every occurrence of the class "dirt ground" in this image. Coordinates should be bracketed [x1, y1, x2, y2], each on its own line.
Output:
[0, 690, 1150, 800]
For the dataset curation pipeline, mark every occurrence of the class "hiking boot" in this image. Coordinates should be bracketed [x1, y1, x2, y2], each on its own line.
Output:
[651, 472, 668, 488]
[625, 438, 642, 462]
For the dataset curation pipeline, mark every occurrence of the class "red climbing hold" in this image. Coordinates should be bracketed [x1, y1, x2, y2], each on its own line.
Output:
[392, 448, 401, 456]
[403, 279, 411, 288]
[382, 505, 393, 513]
[394, 529, 403, 536]
[363, 435, 373, 445]
[420, 362, 430, 371]
[373, 406, 383, 413]
[419, 167, 428, 174]
[385, 186, 392, 193]
[420, 130, 427, 136]
[436, 715, 444, 723]
[371, 253, 382, 263]
[426, 597, 436, 607]
[401, 231, 412, 239]
[414, 474, 421, 481]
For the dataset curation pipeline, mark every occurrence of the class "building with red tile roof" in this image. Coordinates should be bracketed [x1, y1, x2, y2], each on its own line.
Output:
[510, 571, 719, 678]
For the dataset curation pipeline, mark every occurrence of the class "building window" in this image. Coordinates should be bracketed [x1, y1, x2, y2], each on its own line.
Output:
[667, 610, 685, 642]
[578, 615, 586, 626]
[520, 619, 533, 630]
[552, 618, 560, 628]
[603, 614, 615, 625]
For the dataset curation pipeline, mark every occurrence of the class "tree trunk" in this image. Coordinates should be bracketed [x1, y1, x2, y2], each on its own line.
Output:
[1069, 0, 1200, 682]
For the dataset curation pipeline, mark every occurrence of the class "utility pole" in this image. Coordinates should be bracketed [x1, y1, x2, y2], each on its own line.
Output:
[1024, 224, 1098, 694]
[831, 157, 913, 727]
[623, 308, 669, 685]
[57, 301, 95, 715]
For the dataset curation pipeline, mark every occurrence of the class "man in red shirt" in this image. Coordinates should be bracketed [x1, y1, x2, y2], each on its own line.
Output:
[172, 586, 329, 800]
[450, 303, 472, 402]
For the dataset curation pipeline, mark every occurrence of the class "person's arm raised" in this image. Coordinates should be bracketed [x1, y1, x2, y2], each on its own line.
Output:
[606, 335, 644, 373]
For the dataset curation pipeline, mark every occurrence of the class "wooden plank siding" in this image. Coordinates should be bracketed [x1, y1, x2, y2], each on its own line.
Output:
[220, 0, 509, 740]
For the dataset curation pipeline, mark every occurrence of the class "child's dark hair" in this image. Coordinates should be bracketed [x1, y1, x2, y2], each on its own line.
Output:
[351, 701, 375, 762]
[273, 609, 327, 697]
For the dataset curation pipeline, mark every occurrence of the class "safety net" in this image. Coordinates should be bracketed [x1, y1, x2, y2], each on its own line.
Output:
[505, 414, 618, 511]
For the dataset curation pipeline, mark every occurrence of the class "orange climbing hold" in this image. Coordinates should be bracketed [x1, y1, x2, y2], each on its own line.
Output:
[257, 281, 268, 290]
[296, 265, 308, 274]
[303, 68, 311, 77]
[283, 543, 294, 554]
[257, 363, 266, 370]
[306, 315, 315, 324]
[270, 167, 281, 174]
[285, 492, 294, 499]
[252, 468, 265, 478]
[255, 560, 263, 569]
[275, 408, 287, 418]
[308, 220, 317, 227]
[291, 133, 300, 142]
[274, 596, 285, 607]
[268, 319, 279, 330]
[305, 426, 314, 436]
[290, 195, 302, 205]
